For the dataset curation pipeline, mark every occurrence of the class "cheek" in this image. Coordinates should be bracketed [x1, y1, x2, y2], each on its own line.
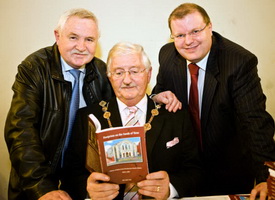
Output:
[87, 43, 97, 53]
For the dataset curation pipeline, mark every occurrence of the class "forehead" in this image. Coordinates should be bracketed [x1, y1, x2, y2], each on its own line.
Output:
[111, 53, 142, 69]
[171, 12, 204, 31]
[62, 16, 98, 34]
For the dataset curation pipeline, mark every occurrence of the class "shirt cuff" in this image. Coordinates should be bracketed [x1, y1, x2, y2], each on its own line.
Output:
[168, 183, 179, 199]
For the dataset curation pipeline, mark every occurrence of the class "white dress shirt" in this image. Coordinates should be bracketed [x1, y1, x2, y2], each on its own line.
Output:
[187, 52, 209, 117]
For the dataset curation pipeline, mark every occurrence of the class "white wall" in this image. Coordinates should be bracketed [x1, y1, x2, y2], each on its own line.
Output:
[1, 0, 274, 199]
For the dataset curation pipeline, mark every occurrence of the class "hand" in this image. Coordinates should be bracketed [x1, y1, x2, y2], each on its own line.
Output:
[38, 190, 72, 200]
[86, 172, 120, 200]
[137, 171, 170, 200]
[152, 91, 182, 112]
[250, 182, 267, 200]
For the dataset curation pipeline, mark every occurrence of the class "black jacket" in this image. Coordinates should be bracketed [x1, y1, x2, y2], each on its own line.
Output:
[153, 32, 275, 195]
[62, 97, 202, 199]
[4, 43, 114, 200]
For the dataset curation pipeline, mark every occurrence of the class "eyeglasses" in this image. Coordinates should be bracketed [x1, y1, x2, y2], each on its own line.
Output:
[109, 68, 147, 79]
[170, 23, 208, 40]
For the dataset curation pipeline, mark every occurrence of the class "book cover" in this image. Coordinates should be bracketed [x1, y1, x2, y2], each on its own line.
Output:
[86, 118, 149, 184]
[86, 119, 102, 173]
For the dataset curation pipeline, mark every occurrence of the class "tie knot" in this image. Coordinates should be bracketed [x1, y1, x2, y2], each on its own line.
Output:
[128, 106, 138, 114]
[69, 69, 81, 79]
[188, 63, 199, 76]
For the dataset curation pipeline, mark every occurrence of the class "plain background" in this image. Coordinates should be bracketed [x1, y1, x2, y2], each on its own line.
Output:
[1, 0, 275, 199]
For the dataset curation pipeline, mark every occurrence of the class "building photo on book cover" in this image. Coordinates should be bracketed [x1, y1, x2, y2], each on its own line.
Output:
[86, 118, 149, 184]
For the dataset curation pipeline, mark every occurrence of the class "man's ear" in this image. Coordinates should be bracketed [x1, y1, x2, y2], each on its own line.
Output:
[54, 30, 60, 44]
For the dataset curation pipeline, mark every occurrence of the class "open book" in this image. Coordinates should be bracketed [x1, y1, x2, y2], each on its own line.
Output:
[86, 117, 149, 184]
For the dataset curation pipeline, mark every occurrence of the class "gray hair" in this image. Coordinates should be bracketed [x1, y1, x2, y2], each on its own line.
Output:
[107, 42, 152, 74]
[55, 8, 98, 32]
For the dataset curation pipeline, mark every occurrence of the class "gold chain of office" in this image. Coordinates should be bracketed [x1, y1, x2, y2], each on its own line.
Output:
[99, 100, 161, 131]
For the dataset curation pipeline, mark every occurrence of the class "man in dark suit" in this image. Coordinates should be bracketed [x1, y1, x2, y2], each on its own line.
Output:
[62, 42, 202, 200]
[152, 3, 275, 199]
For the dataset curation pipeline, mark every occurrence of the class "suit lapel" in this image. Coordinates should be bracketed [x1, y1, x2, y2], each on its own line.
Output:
[201, 37, 219, 133]
[145, 97, 164, 160]
[172, 52, 188, 106]
[107, 98, 123, 127]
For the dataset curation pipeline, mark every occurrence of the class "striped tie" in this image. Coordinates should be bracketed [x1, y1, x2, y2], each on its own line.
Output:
[125, 106, 139, 126]
[124, 107, 140, 199]
[61, 69, 81, 167]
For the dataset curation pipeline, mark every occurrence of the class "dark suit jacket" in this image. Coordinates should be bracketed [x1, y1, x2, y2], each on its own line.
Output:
[152, 31, 275, 195]
[61, 96, 202, 199]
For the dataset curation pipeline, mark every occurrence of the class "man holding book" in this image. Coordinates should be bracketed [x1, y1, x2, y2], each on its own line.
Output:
[62, 42, 202, 200]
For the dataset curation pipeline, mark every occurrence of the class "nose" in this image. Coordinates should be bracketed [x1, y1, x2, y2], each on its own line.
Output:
[184, 34, 194, 45]
[76, 40, 86, 52]
[123, 71, 132, 84]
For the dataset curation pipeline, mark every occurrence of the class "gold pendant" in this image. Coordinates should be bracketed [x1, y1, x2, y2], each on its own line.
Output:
[99, 101, 106, 107]
[103, 111, 111, 119]
[151, 109, 159, 116]
[144, 123, 151, 131]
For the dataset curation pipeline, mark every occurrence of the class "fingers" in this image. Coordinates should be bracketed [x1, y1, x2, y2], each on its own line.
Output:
[152, 91, 182, 112]
[165, 97, 182, 112]
[87, 172, 120, 200]
[38, 190, 72, 200]
[137, 171, 170, 200]
[250, 182, 267, 200]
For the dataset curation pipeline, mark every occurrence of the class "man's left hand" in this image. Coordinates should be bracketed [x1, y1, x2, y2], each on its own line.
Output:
[137, 171, 170, 200]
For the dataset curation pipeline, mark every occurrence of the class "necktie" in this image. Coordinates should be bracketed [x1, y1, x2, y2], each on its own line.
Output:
[124, 183, 139, 200]
[188, 63, 202, 150]
[124, 107, 140, 199]
[61, 69, 81, 166]
[125, 106, 139, 126]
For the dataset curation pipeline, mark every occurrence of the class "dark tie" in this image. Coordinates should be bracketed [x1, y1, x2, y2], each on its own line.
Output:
[61, 69, 81, 166]
[188, 63, 202, 150]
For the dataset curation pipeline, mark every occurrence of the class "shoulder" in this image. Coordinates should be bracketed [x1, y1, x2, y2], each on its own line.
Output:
[212, 32, 256, 60]
[20, 44, 59, 72]
[91, 57, 106, 67]
[159, 42, 177, 55]
[86, 57, 107, 76]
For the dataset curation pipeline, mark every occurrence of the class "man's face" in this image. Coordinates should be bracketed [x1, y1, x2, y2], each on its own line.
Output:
[54, 16, 99, 68]
[170, 11, 212, 63]
[108, 53, 151, 106]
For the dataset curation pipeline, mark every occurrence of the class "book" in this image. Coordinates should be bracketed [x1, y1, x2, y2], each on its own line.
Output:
[86, 118, 149, 184]
[86, 119, 102, 173]
[265, 161, 275, 199]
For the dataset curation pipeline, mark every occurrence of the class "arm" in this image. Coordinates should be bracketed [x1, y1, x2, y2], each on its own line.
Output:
[4, 60, 60, 199]
[232, 55, 275, 199]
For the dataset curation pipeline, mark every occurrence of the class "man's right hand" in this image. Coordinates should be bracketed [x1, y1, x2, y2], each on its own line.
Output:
[38, 190, 72, 200]
[86, 172, 120, 200]
[152, 91, 182, 112]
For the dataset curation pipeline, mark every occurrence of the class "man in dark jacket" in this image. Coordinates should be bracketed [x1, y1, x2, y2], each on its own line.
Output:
[4, 8, 113, 200]
[152, 3, 275, 200]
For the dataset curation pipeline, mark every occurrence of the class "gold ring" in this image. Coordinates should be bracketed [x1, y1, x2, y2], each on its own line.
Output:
[156, 186, 160, 192]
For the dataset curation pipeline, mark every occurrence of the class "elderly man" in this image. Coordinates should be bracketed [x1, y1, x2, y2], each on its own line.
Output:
[63, 42, 202, 200]
[5, 8, 113, 200]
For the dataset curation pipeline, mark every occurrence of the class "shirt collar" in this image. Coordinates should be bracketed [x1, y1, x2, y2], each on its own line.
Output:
[117, 95, 147, 114]
[60, 56, 86, 73]
[187, 51, 210, 71]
